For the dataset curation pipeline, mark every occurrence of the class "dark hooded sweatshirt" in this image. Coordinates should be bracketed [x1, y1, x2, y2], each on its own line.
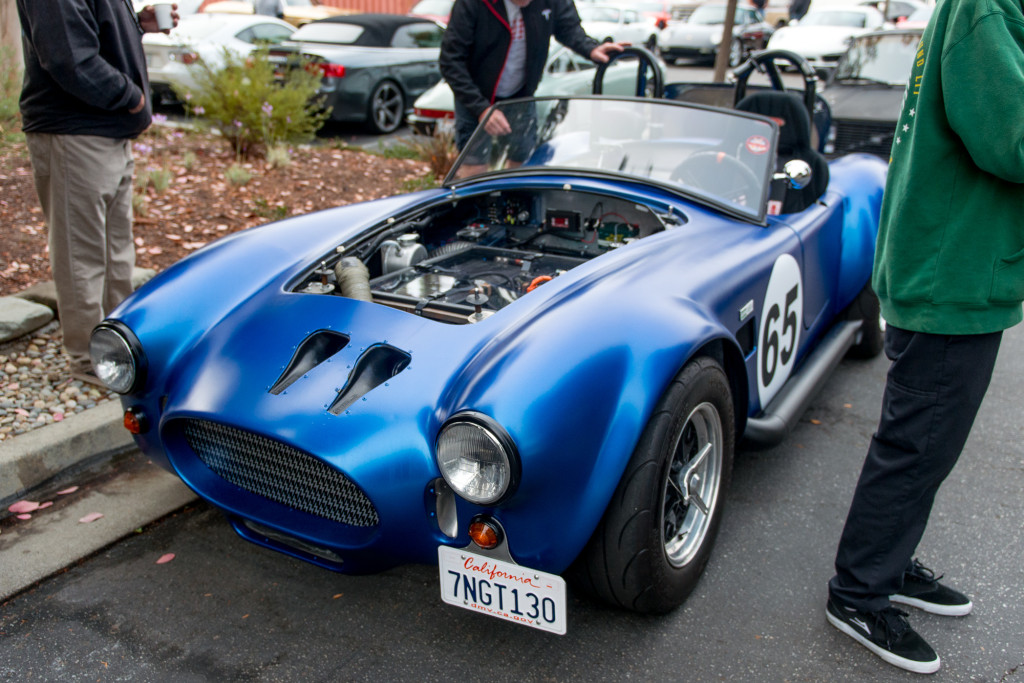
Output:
[17, 0, 152, 138]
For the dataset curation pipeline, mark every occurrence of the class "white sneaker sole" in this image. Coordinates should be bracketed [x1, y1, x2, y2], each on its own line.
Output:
[891, 594, 973, 616]
[826, 606, 941, 675]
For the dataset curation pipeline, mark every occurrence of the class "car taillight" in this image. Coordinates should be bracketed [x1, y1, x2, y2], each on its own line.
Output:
[319, 63, 346, 78]
[170, 50, 199, 65]
[414, 108, 454, 120]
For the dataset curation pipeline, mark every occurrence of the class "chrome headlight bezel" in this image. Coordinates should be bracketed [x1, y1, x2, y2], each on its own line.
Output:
[435, 412, 520, 506]
[89, 321, 146, 394]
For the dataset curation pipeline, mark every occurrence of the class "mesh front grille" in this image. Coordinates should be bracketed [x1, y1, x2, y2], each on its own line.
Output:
[182, 419, 379, 528]
[832, 120, 895, 159]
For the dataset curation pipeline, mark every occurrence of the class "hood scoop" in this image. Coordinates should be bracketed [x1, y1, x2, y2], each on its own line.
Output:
[270, 330, 350, 395]
[328, 344, 411, 415]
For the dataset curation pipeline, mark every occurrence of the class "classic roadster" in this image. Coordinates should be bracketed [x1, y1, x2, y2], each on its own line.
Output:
[91, 50, 886, 635]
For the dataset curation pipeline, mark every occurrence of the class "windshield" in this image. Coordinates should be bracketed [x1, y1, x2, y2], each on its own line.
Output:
[446, 97, 777, 222]
[688, 5, 729, 24]
[834, 31, 920, 84]
[290, 22, 363, 44]
[579, 6, 621, 22]
[801, 10, 870, 27]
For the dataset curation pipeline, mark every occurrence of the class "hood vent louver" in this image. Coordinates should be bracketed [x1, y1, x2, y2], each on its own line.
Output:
[328, 344, 410, 415]
[270, 330, 350, 395]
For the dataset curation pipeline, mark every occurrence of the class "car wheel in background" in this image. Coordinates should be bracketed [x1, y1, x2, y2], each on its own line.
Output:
[366, 79, 405, 134]
[727, 38, 744, 67]
[845, 283, 884, 358]
[571, 355, 735, 614]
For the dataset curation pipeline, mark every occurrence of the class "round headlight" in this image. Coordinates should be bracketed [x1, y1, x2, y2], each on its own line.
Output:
[89, 323, 142, 394]
[436, 414, 519, 505]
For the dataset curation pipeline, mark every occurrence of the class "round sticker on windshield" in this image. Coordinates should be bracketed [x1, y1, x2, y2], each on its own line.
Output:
[746, 135, 769, 155]
[757, 253, 803, 408]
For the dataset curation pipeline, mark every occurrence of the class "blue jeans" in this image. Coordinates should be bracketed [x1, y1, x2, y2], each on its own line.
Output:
[829, 325, 1002, 611]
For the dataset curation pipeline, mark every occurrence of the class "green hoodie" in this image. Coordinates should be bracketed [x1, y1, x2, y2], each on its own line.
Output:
[872, 0, 1024, 335]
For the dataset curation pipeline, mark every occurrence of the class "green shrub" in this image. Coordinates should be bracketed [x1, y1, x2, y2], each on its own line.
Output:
[176, 47, 329, 158]
[0, 46, 24, 147]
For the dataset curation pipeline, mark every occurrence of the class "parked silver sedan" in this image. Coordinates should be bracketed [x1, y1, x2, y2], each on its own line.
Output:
[658, 3, 773, 67]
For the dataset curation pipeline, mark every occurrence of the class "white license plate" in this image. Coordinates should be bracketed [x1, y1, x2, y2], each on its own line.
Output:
[436, 117, 455, 135]
[438, 545, 567, 635]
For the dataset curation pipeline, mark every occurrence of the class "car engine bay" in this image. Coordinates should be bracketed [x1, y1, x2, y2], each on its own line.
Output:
[293, 189, 682, 324]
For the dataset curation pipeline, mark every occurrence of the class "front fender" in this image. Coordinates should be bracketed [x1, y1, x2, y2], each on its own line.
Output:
[439, 285, 738, 573]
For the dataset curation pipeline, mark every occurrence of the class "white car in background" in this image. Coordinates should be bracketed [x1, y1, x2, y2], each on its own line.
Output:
[766, 4, 887, 72]
[578, 5, 659, 48]
[407, 43, 661, 136]
[143, 13, 295, 104]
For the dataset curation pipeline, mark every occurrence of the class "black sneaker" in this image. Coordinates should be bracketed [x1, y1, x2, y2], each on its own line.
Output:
[891, 559, 973, 616]
[826, 598, 940, 674]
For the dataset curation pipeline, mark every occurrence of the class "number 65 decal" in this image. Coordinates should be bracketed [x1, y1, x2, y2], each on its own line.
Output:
[757, 254, 803, 408]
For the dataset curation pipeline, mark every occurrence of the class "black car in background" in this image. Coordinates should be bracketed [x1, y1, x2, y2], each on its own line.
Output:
[820, 28, 922, 158]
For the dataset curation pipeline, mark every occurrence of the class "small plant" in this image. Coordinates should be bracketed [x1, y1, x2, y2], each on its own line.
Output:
[135, 165, 173, 193]
[401, 174, 440, 193]
[375, 140, 421, 161]
[177, 47, 329, 159]
[148, 167, 173, 193]
[224, 163, 252, 186]
[253, 196, 290, 221]
[404, 129, 459, 180]
[265, 143, 291, 169]
[132, 191, 148, 217]
[182, 150, 197, 171]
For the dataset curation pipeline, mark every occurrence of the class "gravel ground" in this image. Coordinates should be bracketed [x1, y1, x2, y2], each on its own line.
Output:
[0, 320, 116, 442]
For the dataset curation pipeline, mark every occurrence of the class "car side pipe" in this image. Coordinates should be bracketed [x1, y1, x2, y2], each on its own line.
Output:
[743, 319, 862, 448]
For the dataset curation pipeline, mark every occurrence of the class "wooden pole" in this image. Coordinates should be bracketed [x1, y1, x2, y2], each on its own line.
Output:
[711, 0, 740, 83]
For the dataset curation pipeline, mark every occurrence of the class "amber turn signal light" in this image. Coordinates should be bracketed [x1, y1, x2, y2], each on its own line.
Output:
[123, 408, 148, 435]
[468, 516, 503, 550]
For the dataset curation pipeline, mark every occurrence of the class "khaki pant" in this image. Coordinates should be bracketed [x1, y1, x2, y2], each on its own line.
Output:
[26, 133, 136, 370]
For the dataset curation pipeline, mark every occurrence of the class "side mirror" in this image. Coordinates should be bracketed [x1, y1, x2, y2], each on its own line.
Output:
[779, 159, 812, 189]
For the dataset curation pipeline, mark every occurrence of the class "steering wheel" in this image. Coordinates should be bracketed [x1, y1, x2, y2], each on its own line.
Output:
[732, 49, 818, 122]
[593, 45, 665, 99]
[670, 151, 762, 206]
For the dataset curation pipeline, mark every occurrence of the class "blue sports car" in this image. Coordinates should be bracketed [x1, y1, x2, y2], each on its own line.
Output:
[91, 51, 886, 635]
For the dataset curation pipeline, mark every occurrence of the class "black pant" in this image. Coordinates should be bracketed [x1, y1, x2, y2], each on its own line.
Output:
[829, 325, 1002, 612]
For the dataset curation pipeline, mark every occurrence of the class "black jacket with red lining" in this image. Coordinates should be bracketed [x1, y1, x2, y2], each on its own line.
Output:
[439, 0, 599, 120]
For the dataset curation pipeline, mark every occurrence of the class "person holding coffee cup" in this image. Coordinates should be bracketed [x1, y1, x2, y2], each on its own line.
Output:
[14, 0, 178, 385]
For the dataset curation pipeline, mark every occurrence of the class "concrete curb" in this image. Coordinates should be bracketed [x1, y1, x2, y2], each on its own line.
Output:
[0, 399, 133, 507]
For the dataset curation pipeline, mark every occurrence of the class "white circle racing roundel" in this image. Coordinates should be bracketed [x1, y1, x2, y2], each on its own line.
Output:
[757, 253, 803, 408]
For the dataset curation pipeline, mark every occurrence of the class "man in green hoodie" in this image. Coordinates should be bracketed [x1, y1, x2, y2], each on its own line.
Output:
[824, 0, 1024, 674]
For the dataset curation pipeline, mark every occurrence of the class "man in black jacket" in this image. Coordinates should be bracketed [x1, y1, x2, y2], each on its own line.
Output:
[16, 0, 176, 385]
[440, 0, 624, 160]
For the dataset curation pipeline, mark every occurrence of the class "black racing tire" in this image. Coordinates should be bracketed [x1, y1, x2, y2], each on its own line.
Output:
[366, 79, 405, 135]
[845, 283, 884, 359]
[571, 356, 735, 614]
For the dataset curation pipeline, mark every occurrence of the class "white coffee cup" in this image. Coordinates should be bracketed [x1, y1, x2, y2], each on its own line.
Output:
[153, 3, 174, 31]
